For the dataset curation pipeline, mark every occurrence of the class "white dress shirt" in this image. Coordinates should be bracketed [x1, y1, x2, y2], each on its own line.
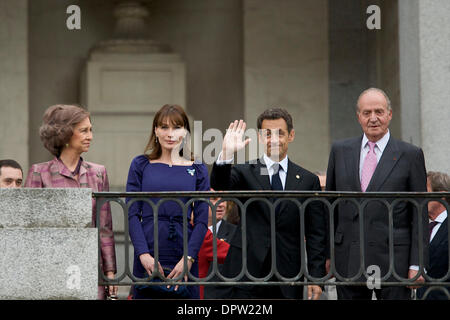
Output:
[216, 151, 288, 189]
[429, 210, 448, 243]
[359, 130, 390, 181]
[208, 220, 223, 234]
[262, 153, 288, 190]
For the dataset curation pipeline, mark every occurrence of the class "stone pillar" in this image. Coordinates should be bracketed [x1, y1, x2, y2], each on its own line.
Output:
[244, 0, 329, 172]
[81, 0, 186, 189]
[399, 0, 450, 173]
[0, 0, 28, 169]
[0, 189, 97, 300]
[418, 0, 450, 173]
[398, 0, 421, 146]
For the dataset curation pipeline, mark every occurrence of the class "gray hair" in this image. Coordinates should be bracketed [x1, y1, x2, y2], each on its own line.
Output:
[427, 171, 450, 203]
[356, 87, 392, 113]
[427, 171, 450, 192]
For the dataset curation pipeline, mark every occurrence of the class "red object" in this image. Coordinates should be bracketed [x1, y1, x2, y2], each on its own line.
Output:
[197, 229, 230, 299]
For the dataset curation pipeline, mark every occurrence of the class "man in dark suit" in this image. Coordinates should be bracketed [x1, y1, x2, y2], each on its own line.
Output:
[209, 194, 237, 244]
[417, 171, 449, 300]
[200, 195, 237, 299]
[326, 88, 428, 300]
[211, 108, 326, 299]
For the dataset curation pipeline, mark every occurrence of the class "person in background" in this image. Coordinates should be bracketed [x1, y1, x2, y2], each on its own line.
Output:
[224, 201, 240, 225]
[126, 104, 209, 299]
[314, 170, 326, 191]
[198, 190, 236, 299]
[24, 104, 117, 300]
[417, 171, 450, 300]
[0, 159, 23, 188]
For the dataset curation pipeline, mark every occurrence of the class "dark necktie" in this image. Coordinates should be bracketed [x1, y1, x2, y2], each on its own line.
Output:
[270, 164, 283, 214]
[271, 164, 283, 191]
[429, 221, 438, 240]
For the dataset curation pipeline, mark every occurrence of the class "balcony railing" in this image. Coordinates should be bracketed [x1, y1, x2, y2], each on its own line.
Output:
[94, 191, 450, 300]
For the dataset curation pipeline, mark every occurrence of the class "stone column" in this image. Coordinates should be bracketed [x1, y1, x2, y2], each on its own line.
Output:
[399, 0, 450, 173]
[244, 0, 329, 171]
[398, 0, 421, 146]
[418, 0, 450, 173]
[0, 0, 28, 169]
[0, 189, 97, 299]
[81, 0, 186, 189]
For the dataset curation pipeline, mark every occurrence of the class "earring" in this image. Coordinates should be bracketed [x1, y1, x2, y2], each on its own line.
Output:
[155, 136, 159, 143]
[65, 143, 69, 148]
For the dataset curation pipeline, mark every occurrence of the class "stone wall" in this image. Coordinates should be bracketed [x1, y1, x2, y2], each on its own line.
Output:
[244, 0, 329, 172]
[0, 0, 28, 169]
[0, 188, 97, 300]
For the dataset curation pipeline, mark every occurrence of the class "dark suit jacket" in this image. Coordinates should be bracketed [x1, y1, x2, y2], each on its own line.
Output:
[203, 220, 237, 299]
[326, 135, 428, 280]
[211, 158, 327, 298]
[417, 217, 449, 300]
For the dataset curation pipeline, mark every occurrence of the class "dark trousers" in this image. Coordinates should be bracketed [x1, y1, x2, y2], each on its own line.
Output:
[337, 285, 411, 300]
[228, 252, 300, 299]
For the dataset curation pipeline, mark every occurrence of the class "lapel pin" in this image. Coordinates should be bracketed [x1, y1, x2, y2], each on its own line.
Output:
[393, 157, 397, 161]
[187, 168, 196, 176]
[296, 174, 300, 179]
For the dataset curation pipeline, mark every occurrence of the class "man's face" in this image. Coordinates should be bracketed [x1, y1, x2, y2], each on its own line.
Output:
[0, 166, 23, 188]
[357, 90, 392, 142]
[258, 118, 294, 161]
[209, 197, 227, 225]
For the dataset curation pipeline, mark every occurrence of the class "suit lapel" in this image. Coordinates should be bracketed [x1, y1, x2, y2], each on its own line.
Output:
[346, 137, 363, 191]
[217, 220, 233, 242]
[250, 158, 271, 190]
[366, 137, 403, 192]
[430, 218, 448, 248]
[285, 160, 302, 191]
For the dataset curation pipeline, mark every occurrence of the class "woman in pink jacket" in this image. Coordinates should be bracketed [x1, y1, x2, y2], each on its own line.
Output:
[25, 104, 117, 300]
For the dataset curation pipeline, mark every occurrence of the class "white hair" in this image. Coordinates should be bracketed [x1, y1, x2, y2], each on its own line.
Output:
[356, 87, 392, 112]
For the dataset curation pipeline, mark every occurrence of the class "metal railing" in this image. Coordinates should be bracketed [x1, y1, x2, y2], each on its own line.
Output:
[94, 191, 450, 299]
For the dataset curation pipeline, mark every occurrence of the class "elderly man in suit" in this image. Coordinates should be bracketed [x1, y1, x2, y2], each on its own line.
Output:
[211, 108, 327, 300]
[326, 88, 428, 300]
[417, 171, 450, 300]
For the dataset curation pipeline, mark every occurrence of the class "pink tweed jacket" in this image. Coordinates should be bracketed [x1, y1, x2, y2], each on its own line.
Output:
[24, 157, 117, 274]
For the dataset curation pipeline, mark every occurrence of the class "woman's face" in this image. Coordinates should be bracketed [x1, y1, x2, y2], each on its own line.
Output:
[155, 119, 186, 153]
[68, 117, 93, 154]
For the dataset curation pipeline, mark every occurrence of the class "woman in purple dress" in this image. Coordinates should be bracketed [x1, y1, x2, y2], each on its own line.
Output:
[126, 104, 209, 299]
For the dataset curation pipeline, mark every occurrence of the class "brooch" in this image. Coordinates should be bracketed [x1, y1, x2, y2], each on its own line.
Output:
[187, 168, 196, 176]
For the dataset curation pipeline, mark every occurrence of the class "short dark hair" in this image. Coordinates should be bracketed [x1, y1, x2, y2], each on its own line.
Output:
[257, 107, 293, 133]
[0, 159, 23, 176]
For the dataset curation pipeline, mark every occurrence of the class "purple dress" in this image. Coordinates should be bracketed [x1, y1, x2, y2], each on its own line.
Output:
[126, 155, 209, 298]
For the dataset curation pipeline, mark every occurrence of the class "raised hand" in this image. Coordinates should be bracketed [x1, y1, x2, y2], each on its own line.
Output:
[221, 120, 251, 161]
